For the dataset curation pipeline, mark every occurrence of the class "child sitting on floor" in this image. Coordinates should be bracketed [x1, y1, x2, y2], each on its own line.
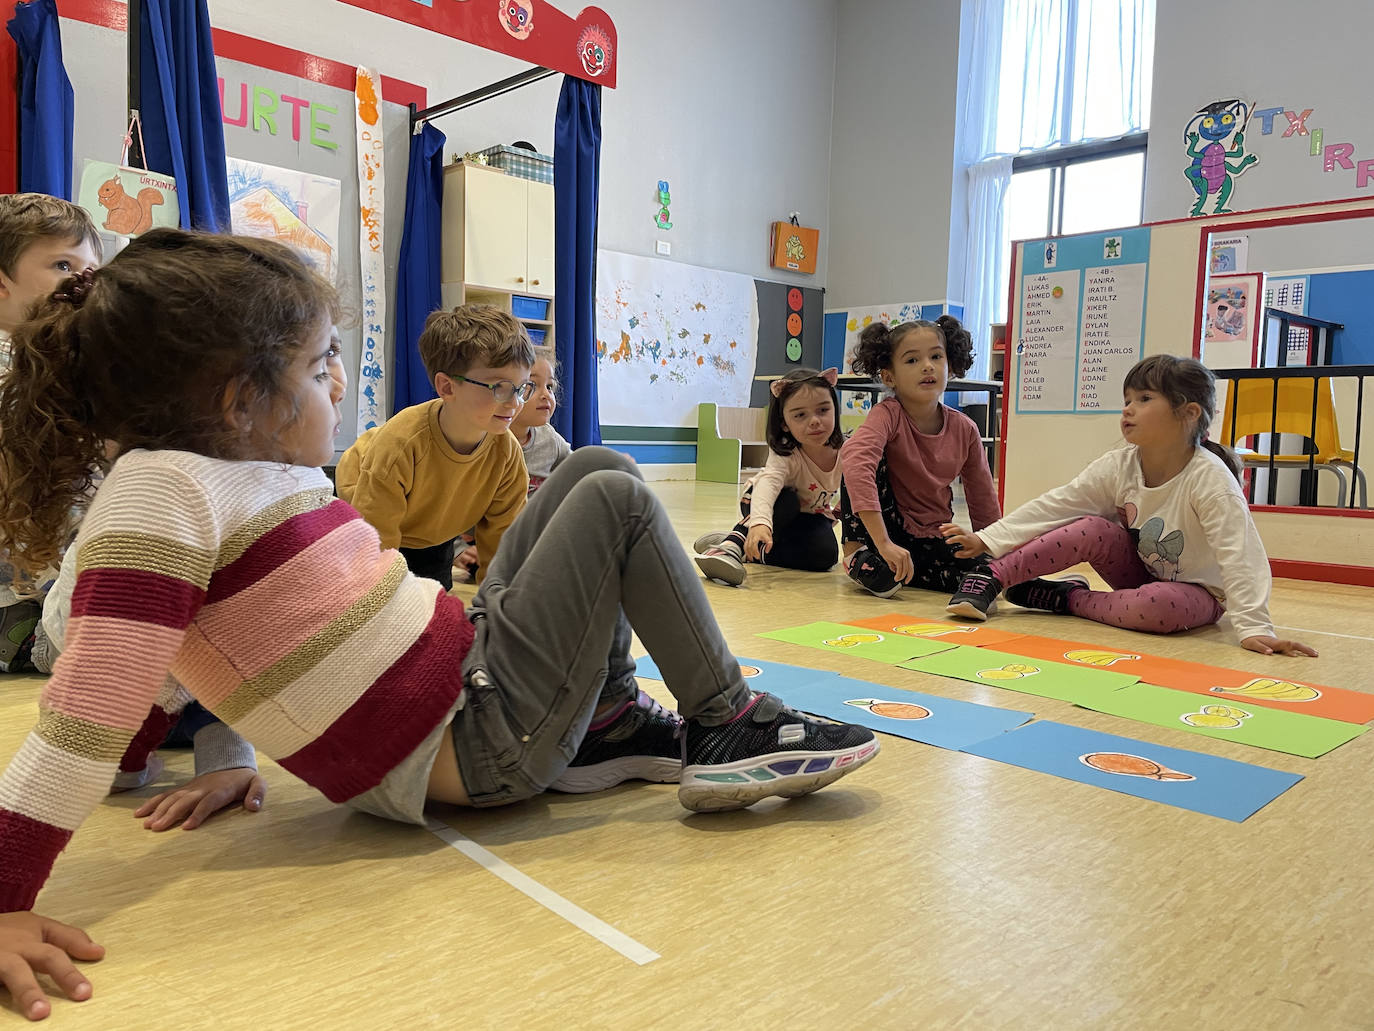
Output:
[840, 316, 1001, 598]
[941, 354, 1316, 657]
[694, 367, 844, 586]
[0, 230, 880, 1020]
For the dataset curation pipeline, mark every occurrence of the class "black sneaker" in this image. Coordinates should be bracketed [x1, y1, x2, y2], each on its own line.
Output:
[846, 546, 901, 599]
[550, 690, 684, 793]
[678, 692, 880, 813]
[946, 570, 1003, 621]
[0, 600, 41, 674]
[1005, 574, 1089, 614]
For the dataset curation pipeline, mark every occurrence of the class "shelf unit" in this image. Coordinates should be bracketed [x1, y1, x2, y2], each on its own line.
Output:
[440, 160, 555, 351]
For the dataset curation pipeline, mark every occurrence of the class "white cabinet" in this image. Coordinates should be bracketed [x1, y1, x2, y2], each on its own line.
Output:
[442, 161, 554, 294]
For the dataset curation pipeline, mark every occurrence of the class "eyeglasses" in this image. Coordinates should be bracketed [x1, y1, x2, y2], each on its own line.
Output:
[452, 373, 535, 404]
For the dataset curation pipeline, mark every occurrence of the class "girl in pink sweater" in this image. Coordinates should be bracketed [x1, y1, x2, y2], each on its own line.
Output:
[839, 316, 1001, 598]
[694, 367, 844, 586]
[0, 230, 879, 1019]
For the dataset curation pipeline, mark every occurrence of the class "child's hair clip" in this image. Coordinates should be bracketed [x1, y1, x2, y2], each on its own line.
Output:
[52, 268, 96, 308]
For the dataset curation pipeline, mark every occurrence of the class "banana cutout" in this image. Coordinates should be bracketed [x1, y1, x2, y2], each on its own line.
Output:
[1210, 677, 1321, 703]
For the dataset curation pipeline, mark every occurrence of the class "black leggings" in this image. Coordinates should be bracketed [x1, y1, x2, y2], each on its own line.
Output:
[728, 486, 838, 572]
[400, 538, 457, 591]
[839, 457, 989, 592]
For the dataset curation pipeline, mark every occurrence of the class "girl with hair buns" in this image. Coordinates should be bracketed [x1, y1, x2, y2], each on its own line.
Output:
[838, 315, 1000, 598]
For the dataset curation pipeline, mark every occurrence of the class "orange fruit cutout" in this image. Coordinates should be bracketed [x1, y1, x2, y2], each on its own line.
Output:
[844, 698, 931, 721]
[1079, 752, 1194, 781]
[738, 664, 762, 678]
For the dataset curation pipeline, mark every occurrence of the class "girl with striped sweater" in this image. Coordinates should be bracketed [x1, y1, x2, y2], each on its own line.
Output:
[0, 230, 878, 1020]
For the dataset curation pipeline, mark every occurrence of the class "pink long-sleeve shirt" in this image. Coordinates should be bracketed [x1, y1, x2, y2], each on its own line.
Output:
[841, 399, 1000, 537]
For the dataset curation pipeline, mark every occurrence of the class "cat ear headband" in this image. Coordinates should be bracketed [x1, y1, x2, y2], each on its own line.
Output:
[770, 367, 840, 397]
[52, 268, 96, 308]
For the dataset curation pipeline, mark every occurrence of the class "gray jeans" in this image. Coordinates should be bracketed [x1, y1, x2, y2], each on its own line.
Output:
[452, 447, 750, 806]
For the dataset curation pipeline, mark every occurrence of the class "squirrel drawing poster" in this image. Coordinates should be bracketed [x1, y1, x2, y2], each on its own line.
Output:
[77, 161, 180, 240]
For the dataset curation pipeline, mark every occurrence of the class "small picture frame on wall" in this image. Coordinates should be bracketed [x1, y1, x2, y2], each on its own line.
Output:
[1203, 271, 1264, 367]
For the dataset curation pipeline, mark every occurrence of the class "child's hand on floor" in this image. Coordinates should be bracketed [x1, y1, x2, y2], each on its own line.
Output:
[1242, 635, 1319, 657]
[744, 524, 773, 562]
[133, 768, 268, 831]
[876, 540, 915, 584]
[0, 911, 103, 1020]
[940, 523, 988, 559]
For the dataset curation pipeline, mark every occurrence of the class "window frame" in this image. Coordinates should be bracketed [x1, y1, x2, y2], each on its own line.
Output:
[1009, 131, 1150, 238]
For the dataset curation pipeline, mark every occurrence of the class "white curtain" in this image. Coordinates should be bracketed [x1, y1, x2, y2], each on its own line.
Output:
[956, 0, 1155, 379]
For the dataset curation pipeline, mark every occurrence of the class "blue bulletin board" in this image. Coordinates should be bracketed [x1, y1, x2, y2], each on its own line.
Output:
[1014, 227, 1152, 415]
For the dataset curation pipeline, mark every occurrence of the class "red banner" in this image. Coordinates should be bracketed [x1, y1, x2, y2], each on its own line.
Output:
[335, 0, 618, 89]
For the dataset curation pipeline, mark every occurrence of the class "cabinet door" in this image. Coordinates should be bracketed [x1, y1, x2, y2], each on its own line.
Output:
[525, 182, 555, 294]
[463, 169, 529, 290]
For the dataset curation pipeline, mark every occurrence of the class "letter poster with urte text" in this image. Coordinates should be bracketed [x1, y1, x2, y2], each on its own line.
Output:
[1014, 227, 1150, 415]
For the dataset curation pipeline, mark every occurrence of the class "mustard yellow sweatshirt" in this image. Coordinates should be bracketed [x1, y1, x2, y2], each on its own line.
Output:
[335, 400, 527, 580]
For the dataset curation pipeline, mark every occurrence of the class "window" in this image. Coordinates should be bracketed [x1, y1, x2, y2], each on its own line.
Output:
[957, 0, 1156, 366]
[999, 134, 1149, 316]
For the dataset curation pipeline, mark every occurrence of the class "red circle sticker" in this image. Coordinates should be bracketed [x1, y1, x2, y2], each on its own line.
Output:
[786, 312, 803, 335]
[787, 288, 803, 311]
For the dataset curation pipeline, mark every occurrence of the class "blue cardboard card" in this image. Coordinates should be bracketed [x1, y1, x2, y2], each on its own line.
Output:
[781, 675, 1034, 751]
[960, 720, 1304, 822]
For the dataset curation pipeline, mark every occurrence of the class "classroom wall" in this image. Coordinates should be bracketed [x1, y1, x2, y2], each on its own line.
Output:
[206, 0, 838, 288]
[825, 0, 962, 311]
[1144, 0, 1374, 222]
[59, 14, 410, 454]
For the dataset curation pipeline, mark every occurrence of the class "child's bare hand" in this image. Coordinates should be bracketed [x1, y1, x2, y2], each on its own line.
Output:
[456, 544, 479, 570]
[0, 912, 103, 1020]
[1242, 636, 1318, 657]
[744, 525, 773, 562]
[940, 523, 987, 559]
[875, 540, 914, 584]
[133, 768, 267, 831]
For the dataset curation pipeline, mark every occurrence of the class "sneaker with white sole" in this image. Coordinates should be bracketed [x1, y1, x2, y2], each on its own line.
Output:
[550, 690, 683, 793]
[0, 600, 40, 674]
[946, 570, 1003, 621]
[678, 692, 879, 813]
[693, 530, 729, 553]
[846, 546, 901, 599]
[694, 539, 746, 587]
[1005, 574, 1089, 614]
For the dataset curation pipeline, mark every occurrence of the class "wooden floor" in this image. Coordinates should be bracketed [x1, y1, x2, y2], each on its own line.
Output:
[3, 479, 1372, 1029]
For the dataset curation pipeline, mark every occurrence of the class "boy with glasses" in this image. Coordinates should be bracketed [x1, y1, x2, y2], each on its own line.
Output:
[336, 305, 533, 589]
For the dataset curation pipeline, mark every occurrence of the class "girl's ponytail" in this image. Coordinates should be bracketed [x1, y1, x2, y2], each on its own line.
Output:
[0, 287, 107, 574]
[1202, 437, 1243, 482]
[935, 314, 976, 377]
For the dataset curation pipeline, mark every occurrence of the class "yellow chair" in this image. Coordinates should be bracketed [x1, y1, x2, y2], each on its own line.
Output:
[1219, 376, 1367, 507]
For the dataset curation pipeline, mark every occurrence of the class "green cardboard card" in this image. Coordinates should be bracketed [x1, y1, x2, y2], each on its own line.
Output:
[899, 645, 1139, 703]
[757, 622, 957, 664]
[1081, 682, 1368, 758]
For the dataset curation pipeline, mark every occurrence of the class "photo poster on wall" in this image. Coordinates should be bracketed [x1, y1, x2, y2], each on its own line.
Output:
[1201, 271, 1265, 370]
[595, 249, 759, 427]
[1014, 227, 1151, 416]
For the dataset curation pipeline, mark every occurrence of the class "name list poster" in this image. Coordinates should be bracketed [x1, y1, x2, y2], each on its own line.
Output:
[1014, 228, 1151, 415]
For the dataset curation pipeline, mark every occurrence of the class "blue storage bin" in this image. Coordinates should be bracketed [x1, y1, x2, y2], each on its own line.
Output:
[512, 295, 550, 320]
[526, 327, 547, 347]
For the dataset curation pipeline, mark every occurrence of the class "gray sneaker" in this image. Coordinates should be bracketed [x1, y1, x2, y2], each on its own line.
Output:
[693, 530, 729, 553]
[694, 539, 746, 586]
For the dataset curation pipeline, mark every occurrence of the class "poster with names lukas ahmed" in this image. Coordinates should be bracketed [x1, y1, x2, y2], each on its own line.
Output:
[1015, 228, 1150, 415]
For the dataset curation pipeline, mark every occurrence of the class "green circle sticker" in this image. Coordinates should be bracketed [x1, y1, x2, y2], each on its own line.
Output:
[786, 337, 802, 361]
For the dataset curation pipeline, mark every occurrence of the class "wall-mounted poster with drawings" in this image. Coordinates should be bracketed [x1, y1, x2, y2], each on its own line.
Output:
[1202, 272, 1264, 367]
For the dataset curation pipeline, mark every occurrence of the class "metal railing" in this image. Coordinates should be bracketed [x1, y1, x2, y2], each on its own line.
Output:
[1213, 365, 1371, 509]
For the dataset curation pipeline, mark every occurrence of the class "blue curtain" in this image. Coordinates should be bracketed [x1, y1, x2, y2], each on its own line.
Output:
[138, 0, 229, 231]
[552, 76, 602, 447]
[392, 122, 447, 412]
[7, 0, 73, 198]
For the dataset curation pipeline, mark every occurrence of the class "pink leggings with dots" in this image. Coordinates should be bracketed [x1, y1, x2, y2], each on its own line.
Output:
[986, 516, 1225, 635]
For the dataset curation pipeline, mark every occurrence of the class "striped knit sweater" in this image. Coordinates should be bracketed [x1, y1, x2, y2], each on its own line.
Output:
[0, 450, 472, 912]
